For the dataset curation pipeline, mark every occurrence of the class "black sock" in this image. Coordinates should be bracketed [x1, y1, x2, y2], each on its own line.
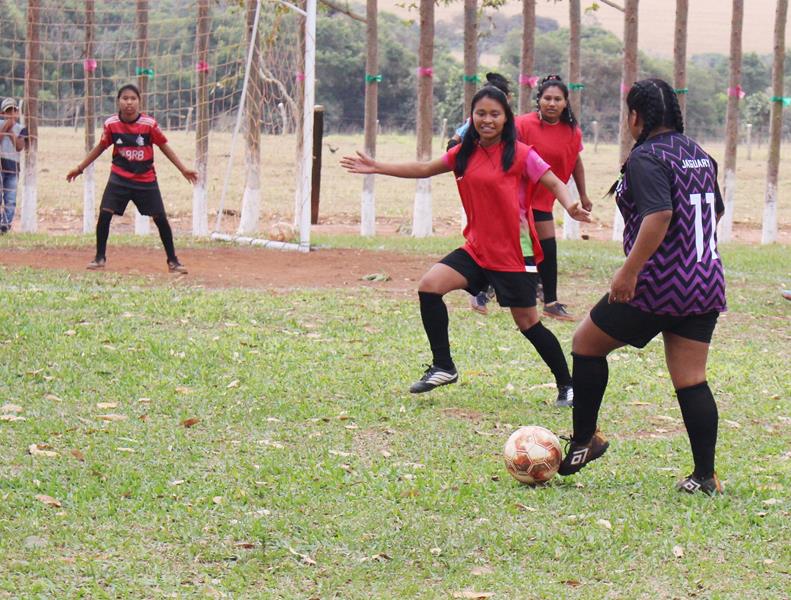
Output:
[95, 211, 112, 259]
[521, 322, 571, 387]
[571, 353, 609, 443]
[538, 237, 558, 304]
[418, 291, 454, 371]
[676, 382, 718, 479]
[153, 214, 177, 262]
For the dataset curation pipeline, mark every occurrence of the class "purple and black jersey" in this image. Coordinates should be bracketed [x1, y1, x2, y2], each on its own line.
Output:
[616, 131, 726, 316]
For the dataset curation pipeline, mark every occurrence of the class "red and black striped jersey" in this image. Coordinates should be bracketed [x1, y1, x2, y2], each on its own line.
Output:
[100, 113, 167, 183]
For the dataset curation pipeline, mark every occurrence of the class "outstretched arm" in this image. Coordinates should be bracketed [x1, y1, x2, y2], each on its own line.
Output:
[538, 169, 591, 223]
[572, 156, 592, 211]
[159, 143, 198, 184]
[341, 151, 451, 179]
[66, 142, 107, 182]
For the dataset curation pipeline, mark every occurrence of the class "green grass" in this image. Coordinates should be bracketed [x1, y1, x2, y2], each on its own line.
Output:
[0, 239, 789, 598]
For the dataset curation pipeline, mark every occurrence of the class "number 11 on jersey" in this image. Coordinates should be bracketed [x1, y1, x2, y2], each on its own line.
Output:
[689, 192, 718, 263]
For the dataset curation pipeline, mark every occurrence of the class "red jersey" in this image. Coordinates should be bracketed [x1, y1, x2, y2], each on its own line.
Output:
[100, 113, 168, 183]
[443, 141, 549, 272]
[515, 111, 582, 212]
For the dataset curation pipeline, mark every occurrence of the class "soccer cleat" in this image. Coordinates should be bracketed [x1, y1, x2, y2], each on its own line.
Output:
[558, 429, 609, 475]
[86, 257, 106, 270]
[543, 302, 575, 321]
[167, 259, 188, 274]
[555, 385, 574, 408]
[469, 292, 489, 315]
[409, 365, 459, 394]
[676, 473, 723, 496]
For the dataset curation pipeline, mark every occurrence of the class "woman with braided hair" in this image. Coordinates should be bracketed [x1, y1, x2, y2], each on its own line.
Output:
[557, 78, 727, 495]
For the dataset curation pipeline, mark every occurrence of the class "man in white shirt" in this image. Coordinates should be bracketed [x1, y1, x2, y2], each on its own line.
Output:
[0, 97, 28, 233]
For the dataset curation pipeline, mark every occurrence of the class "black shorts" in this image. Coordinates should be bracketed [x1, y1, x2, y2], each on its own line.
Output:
[100, 176, 165, 216]
[532, 209, 554, 222]
[439, 248, 538, 308]
[589, 293, 719, 348]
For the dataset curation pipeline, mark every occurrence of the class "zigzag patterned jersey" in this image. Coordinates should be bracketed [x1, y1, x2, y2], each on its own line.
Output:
[616, 132, 727, 316]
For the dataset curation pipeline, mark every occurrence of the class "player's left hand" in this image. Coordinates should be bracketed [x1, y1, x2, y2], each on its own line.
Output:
[182, 169, 199, 184]
[567, 202, 592, 223]
[340, 151, 376, 175]
[580, 194, 593, 211]
[609, 266, 638, 303]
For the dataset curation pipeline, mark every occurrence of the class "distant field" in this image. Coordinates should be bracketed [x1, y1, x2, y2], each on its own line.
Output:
[37, 127, 790, 240]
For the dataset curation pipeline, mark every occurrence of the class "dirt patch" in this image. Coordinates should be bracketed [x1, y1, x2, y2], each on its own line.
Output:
[0, 245, 433, 294]
[440, 408, 484, 423]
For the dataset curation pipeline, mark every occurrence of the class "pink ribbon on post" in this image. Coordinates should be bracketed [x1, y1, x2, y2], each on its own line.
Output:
[195, 60, 210, 73]
[519, 74, 539, 87]
[620, 82, 631, 94]
[295, 71, 306, 82]
[83, 59, 97, 73]
[727, 85, 746, 99]
[417, 66, 433, 77]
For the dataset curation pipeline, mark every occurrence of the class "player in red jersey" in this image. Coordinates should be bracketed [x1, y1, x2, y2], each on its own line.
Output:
[66, 84, 198, 272]
[342, 86, 590, 401]
[515, 75, 592, 321]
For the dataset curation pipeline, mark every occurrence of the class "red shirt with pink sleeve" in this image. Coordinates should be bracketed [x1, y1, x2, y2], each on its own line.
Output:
[442, 140, 549, 271]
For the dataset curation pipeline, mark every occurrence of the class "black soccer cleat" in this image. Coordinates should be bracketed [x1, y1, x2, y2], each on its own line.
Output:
[409, 365, 458, 394]
[87, 257, 106, 270]
[555, 385, 574, 408]
[558, 429, 609, 475]
[167, 259, 188, 274]
[676, 473, 723, 496]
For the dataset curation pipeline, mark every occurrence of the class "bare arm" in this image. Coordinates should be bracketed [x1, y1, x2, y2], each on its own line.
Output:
[572, 156, 592, 210]
[537, 169, 591, 223]
[340, 151, 451, 179]
[66, 142, 107, 182]
[609, 210, 672, 303]
[159, 143, 198, 184]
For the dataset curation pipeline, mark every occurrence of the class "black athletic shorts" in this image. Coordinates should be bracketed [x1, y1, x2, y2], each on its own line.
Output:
[100, 174, 165, 216]
[439, 248, 538, 308]
[589, 293, 720, 347]
[532, 209, 554, 222]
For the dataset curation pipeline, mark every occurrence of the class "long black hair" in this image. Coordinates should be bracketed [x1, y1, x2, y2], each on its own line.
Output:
[536, 74, 577, 128]
[455, 86, 517, 177]
[607, 77, 685, 195]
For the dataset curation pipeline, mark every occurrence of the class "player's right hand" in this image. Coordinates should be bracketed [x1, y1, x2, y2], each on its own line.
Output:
[66, 167, 82, 182]
[340, 151, 376, 175]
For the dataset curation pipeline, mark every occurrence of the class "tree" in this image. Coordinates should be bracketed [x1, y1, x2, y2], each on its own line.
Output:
[412, 0, 434, 237]
[360, 0, 378, 236]
[518, 0, 537, 114]
[463, 0, 478, 115]
[762, 0, 788, 244]
[674, 0, 688, 120]
[719, 0, 744, 243]
[193, 0, 210, 236]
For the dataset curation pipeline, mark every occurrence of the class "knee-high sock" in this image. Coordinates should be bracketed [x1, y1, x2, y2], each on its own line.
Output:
[676, 382, 718, 479]
[538, 237, 558, 304]
[521, 322, 571, 387]
[95, 211, 113, 259]
[418, 291, 454, 371]
[152, 214, 177, 262]
[571, 353, 609, 443]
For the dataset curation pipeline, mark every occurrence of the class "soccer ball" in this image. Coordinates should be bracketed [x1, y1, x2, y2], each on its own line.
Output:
[503, 425, 562, 485]
[268, 221, 296, 243]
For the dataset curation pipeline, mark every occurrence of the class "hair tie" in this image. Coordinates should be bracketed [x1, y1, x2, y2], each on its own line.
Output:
[417, 67, 433, 77]
[195, 61, 210, 73]
[770, 96, 791, 107]
[674, 88, 688, 94]
[727, 85, 745, 99]
[83, 59, 98, 73]
[463, 73, 480, 83]
[568, 82, 585, 91]
[135, 66, 155, 79]
[365, 73, 382, 84]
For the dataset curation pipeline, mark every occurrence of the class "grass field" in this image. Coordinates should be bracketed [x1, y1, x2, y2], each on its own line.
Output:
[1, 235, 789, 598]
[35, 127, 791, 236]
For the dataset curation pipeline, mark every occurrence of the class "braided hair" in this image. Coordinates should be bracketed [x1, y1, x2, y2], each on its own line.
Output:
[607, 78, 685, 195]
[535, 74, 577, 129]
[455, 86, 517, 177]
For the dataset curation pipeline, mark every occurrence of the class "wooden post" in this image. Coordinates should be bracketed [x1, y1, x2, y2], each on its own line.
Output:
[20, 0, 40, 233]
[463, 0, 478, 114]
[674, 0, 689, 120]
[761, 0, 788, 244]
[360, 0, 378, 236]
[592, 119, 599, 153]
[311, 105, 324, 225]
[293, 1, 306, 228]
[238, 0, 263, 235]
[719, 0, 744, 242]
[412, 0, 434, 238]
[568, 0, 582, 118]
[277, 102, 288, 134]
[83, 0, 96, 234]
[519, 0, 537, 114]
[135, 0, 150, 235]
[746, 122, 752, 160]
[193, 0, 210, 235]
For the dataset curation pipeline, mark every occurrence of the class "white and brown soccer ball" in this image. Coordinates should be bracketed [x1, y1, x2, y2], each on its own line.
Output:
[268, 221, 296, 242]
[503, 425, 562, 485]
